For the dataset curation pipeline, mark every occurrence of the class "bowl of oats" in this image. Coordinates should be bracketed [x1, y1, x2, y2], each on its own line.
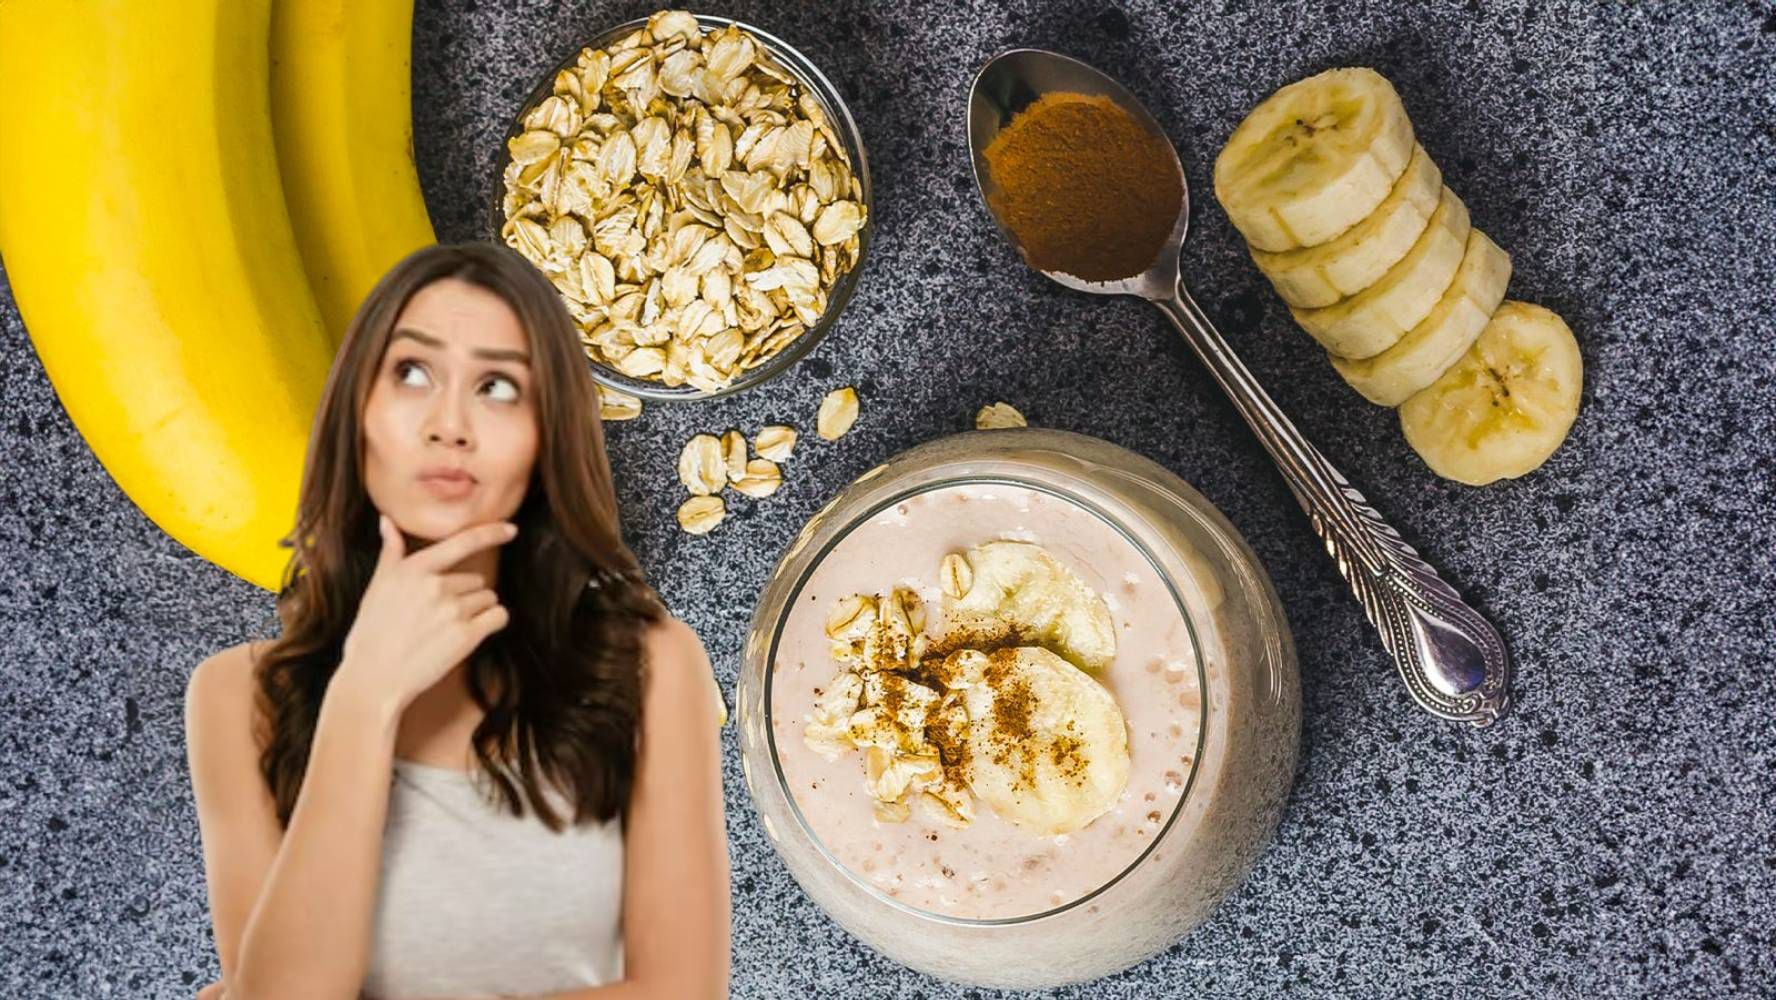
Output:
[494, 10, 872, 402]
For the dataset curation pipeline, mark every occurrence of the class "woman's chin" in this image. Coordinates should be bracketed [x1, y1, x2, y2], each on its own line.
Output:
[393, 506, 477, 543]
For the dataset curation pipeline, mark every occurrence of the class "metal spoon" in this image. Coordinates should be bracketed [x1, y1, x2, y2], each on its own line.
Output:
[966, 48, 1512, 726]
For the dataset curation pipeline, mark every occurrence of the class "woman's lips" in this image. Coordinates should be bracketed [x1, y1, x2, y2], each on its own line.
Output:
[418, 472, 475, 500]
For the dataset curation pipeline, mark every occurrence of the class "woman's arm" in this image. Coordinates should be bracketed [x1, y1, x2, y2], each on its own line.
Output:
[219, 614, 731, 1000]
[503, 615, 732, 1000]
[187, 642, 403, 1000]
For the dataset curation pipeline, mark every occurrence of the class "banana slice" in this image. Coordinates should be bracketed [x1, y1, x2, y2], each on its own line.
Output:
[1213, 67, 1415, 252]
[948, 541, 1116, 672]
[1250, 143, 1442, 308]
[949, 647, 1131, 836]
[1290, 186, 1471, 359]
[1331, 228, 1513, 406]
[1399, 301, 1583, 485]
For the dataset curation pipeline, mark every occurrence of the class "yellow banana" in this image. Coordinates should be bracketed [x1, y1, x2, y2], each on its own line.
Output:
[1290, 186, 1471, 360]
[1213, 67, 1416, 253]
[1331, 228, 1513, 406]
[271, 0, 437, 343]
[1250, 143, 1444, 309]
[951, 646, 1131, 835]
[0, 0, 332, 592]
[949, 541, 1118, 673]
[1399, 301, 1583, 486]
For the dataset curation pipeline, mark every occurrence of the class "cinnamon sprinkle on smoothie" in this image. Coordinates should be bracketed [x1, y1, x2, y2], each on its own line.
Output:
[772, 481, 1205, 919]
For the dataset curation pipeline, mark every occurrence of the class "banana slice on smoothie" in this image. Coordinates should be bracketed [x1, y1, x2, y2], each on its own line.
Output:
[947, 541, 1117, 672]
[1331, 228, 1513, 406]
[1213, 67, 1415, 252]
[1399, 300, 1583, 485]
[949, 647, 1131, 836]
[1250, 143, 1443, 308]
[1290, 186, 1471, 359]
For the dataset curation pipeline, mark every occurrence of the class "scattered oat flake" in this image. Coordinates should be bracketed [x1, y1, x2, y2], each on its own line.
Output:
[676, 433, 727, 495]
[676, 494, 726, 534]
[754, 424, 797, 461]
[816, 386, 860, 440]
[722, 429, 748, 482]
[731, 458, 783, 498]
[975, 401, 1027, 429]
[598, 385, 644, 421]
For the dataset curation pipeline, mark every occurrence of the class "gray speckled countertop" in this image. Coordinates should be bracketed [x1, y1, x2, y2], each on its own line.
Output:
[3, 1, 1772, 997]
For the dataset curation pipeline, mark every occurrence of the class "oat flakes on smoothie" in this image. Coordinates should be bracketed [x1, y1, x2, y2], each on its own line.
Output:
[774, 481, 1205, 919]
[801, 539, 1132, 836]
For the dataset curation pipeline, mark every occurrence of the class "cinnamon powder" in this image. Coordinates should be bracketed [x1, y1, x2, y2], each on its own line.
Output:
[915, 638, 1092, 794]
[983, 91, 1182, 283]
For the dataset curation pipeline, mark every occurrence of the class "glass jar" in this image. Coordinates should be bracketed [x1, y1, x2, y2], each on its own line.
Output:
[735, 427, 1300, 989]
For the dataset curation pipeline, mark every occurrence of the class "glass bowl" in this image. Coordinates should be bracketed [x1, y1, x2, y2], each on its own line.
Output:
[490, 13, 873, 402]
[734, 427, 1302, 989]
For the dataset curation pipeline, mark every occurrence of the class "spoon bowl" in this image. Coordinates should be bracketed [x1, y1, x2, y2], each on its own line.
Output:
[965, 48, 1513, 726]
[967, 49, 1186, 299]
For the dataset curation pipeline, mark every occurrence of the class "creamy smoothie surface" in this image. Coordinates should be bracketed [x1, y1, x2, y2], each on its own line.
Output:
[769, 481, 1204, 920]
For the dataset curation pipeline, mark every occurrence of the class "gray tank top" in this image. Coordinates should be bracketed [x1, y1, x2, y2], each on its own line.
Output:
[361, 758, 625, 999]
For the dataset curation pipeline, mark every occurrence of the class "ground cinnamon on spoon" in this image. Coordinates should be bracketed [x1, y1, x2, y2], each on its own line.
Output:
[983, 91, 1182, 283]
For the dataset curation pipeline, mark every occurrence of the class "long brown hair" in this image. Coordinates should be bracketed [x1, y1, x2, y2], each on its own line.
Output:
[254, 241, 664, 832]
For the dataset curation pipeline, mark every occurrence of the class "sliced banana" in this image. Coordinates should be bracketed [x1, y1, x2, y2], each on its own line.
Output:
[949, 647, 1131, 836]
[1331, 228, 1513, 406]
[1213, 67, 1415, 252]
[1290, 186, 1471, 359]
[948, 541, 1116, 672]
[1250, 142, 1442, 308]
[1399, 301, 1582, 485]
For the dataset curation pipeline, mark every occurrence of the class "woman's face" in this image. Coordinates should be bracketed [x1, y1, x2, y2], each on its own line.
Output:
[361, 277, 539, 543]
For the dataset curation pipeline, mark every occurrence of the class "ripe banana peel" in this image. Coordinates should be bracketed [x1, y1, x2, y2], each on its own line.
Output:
[0, 0, 331, 592]
[271, 0, 437, 343]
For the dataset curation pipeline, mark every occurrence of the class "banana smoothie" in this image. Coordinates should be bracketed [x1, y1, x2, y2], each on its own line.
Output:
[769, 481, 1204, 920]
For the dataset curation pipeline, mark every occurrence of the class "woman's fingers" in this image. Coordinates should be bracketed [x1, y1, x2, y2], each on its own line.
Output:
[453, 588, 501, 619]
[374, 513, 404, 570]
[468, 601, 511, 638]
[436, 570, 487, 596]
[407, 521, 517, 574]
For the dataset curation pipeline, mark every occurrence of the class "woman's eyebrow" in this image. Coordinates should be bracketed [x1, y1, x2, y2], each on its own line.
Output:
[392, 327, 530, 365]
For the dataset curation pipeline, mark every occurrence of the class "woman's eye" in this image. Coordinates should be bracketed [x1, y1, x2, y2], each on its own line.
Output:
[484, 375, 520, 403]
[392, 359, 518, 402]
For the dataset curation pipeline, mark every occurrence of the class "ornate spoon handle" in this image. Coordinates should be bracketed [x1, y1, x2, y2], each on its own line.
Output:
[1153, 278, 1512, 726]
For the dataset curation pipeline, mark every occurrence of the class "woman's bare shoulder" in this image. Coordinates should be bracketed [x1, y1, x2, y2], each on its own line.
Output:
[643, 612, 698, 648]
[639, 614, 724, 724]
[186, 639, 274, 734]
[641, 614, 711, 673]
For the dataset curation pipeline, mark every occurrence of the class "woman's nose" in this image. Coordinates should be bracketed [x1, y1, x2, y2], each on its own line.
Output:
[423, 391, 471, 446]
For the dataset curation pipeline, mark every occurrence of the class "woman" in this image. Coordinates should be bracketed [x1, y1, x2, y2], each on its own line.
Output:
[184, 242, 731, 999]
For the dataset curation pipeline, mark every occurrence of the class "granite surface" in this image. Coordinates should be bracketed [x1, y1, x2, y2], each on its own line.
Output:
[3, 1, 1773, 997]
